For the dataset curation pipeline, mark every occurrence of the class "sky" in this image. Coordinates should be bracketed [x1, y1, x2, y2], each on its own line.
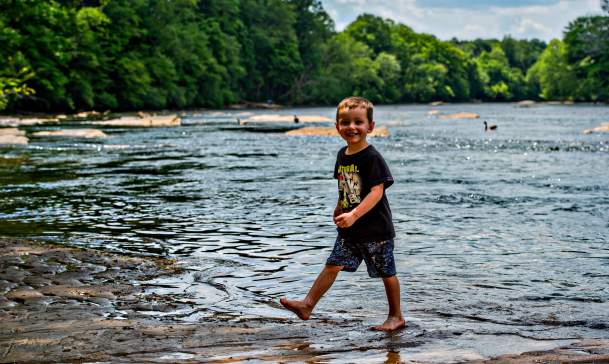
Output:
[320, 0, 604, 41]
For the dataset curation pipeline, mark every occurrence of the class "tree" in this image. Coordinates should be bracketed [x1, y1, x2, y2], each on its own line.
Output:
[475, 45, 526, 101]
[344, 14, 394, 55]
[239, 0, 303, 103]
[374, 52, 401, 103]
[403, 57, 450, 102]
[197, 0, 244, 106]
[564, 14, 609, 101]
[286, 0, 334, 103]
[500, 36, 546, 73]
[526, 39, 577, 100]
[0, 68, 34, 111]
[66, 5, 114, 110]
[309, 33, 382, 104]
[0, 0, 74, 110]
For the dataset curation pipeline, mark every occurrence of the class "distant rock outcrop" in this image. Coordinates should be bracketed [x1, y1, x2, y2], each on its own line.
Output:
[0, 117, 59, 127]
[74, 111, 102, 119]
[92, 115, 180, 127]
[0, 128, 28, 144]
[32, 129, 108, 138]
[286, 126, 390, 137]
[242, 114, 332, 124]
[583, 123, 609, 134]
[517, 100, 536, 108]
[439, 112, 480, 120]
[229, 101, 282, 110]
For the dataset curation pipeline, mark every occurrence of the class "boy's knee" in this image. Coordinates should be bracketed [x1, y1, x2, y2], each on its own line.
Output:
[324, 264, 344, 274]
[381, 274, 398, 281]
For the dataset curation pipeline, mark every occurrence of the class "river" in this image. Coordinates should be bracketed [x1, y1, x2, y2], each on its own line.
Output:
[1, 102, 608, 360]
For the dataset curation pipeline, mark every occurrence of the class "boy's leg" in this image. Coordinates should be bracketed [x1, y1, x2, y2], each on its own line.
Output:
[280, 264, 343, 320]
[372, 275, 406, 331]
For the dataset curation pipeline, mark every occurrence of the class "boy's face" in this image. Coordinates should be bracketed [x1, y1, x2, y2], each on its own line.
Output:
[336, 107, 375, 147]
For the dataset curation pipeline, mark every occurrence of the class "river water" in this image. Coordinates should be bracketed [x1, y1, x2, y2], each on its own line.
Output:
[1, 103, 608, 361]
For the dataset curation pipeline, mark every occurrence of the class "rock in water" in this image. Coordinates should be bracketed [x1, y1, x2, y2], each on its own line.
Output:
[287, 126, 390, 137]
[439, 112, 480, 120]
[0, 128, 28, 144]
[32, 129, 108, 138]
[93, 115, 181, 127]
[583, 123, 609, 134]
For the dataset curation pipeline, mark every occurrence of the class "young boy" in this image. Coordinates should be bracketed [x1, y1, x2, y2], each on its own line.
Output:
[280, 96, 405, 331]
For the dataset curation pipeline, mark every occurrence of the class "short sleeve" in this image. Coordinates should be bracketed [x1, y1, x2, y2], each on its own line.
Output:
[366, 149, 393, 189]
[333, 146, 346, 179]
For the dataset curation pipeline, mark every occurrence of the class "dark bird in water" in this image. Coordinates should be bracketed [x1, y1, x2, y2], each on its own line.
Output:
[294, 115, 299, 124]
[484, 121, 497, 131]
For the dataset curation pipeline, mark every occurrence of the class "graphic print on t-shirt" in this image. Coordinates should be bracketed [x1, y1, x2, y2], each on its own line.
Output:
[337, 164, 361, 209]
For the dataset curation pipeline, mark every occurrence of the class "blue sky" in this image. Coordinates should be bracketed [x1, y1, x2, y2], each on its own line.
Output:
[320, 0, 603, 40]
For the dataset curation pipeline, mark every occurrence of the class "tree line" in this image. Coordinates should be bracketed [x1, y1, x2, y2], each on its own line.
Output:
[1, 0, 607, 112]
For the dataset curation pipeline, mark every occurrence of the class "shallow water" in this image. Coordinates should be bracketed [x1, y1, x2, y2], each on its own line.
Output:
[1, 103, 609, 359]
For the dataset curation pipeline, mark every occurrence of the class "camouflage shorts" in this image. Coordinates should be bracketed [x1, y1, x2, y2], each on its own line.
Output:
[326, 236, 396, 278]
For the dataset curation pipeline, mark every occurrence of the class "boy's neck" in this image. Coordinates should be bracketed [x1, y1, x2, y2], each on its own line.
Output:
[345, 140, 370, 155]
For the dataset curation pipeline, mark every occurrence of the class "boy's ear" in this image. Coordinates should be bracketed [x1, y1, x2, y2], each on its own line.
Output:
[368, 120, 375, 133]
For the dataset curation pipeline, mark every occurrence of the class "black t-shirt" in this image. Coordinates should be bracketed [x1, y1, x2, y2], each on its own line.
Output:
[334, 145, 395, 243]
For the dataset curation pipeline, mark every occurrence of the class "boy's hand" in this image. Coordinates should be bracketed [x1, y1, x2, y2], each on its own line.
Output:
[333, 183, 384, 229]
[334, 211, 358, 228]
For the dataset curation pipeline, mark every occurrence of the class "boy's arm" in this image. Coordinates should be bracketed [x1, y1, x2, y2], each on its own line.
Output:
[333, 199, 343, 219]
[334, 182, 384, 228]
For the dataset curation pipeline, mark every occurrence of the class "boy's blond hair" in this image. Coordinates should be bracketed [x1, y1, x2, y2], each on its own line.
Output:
[336, 96, 374, 123]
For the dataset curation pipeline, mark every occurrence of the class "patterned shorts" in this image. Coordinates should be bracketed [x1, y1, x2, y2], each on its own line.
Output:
[326, 236, 396, 278]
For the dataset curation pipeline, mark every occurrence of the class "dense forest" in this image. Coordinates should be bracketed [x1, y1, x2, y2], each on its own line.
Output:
[1, 0, 608, 112]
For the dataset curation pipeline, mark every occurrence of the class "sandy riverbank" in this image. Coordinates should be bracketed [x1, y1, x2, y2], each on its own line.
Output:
[1, 238, 608, 363]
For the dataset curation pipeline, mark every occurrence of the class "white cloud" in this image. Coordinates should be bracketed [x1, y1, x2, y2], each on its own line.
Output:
[515, 18, 552, 39]
[321, 0, 604, 40]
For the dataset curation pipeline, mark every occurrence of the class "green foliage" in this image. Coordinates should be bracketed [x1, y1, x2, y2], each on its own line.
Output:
[527, 39, 577, 100]
[374, 52, 401, 103]
[286, 0, 334, 103]
[240, 0, 303, 103]
[309, 33, 381, 104]
[345, 14, 394, 55]
[0, 68, 35, 110]
[403, 58, 450, 102]
[475, 45, 526, 101]
[500, 36, 547, 73]
[564, 14, 609, 101]
[1, 0, 607, 111]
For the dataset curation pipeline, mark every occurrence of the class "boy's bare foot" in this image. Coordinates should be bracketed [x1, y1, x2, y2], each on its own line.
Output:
[371, 316, 406, 331]
[279, 298, 312, 320]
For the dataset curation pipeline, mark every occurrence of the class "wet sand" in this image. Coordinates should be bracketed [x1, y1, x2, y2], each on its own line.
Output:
[1, 238, 608, 363]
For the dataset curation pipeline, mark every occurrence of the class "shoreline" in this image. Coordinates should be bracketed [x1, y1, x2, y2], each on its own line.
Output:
[1, 238, 608, 363]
